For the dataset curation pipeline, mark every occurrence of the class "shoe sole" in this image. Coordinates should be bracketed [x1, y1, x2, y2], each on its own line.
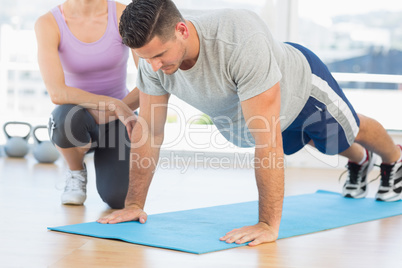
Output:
[376, 192, 402, 202]
[62, 201, 84, 206]
[61, 197, 86, 206]
[344, 191, 367, 199]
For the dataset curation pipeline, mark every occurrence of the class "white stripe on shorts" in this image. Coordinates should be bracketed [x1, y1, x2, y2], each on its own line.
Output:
[310, 74, 359, 145]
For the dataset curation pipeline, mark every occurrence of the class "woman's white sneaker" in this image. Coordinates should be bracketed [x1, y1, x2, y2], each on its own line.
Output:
[61, 164, 87, 205]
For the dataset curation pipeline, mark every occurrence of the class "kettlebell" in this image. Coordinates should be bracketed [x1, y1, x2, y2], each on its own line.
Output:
[3, 121, 32, 158]
[32, 125, 60, 164]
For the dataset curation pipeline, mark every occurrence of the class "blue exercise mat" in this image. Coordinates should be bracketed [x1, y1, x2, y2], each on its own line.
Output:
[48, 190, 402, 254]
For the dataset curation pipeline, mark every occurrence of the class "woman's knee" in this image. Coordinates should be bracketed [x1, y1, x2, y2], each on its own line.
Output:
[49, 104, 95, 148]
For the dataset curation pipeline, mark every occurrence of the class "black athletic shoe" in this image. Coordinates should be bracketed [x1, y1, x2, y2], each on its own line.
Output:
[342, 150, 375, 199]
[376, 147, 402, 202]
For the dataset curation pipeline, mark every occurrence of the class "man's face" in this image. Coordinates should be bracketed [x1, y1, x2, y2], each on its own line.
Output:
[134, 35, 186, 75]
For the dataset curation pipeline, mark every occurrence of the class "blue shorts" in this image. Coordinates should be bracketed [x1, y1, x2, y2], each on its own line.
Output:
[282, 43, 360, 156]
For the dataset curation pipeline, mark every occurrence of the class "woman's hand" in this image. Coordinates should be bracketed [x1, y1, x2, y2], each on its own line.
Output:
[87, 108, 116, 125]
[110, 100, 137, 139]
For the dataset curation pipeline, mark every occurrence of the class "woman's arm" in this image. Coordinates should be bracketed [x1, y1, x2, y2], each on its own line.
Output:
[35, 12, 123, 109]
[35, 11, 136, 129]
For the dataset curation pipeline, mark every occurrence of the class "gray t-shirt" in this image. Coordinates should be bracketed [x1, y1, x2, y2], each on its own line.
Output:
[137, 9, 312, 148]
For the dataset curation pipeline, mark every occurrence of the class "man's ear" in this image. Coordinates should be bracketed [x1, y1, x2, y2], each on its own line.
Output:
[175, 22, 189, 39]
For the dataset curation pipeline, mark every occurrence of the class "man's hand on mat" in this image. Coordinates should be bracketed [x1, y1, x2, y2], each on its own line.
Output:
[219, 222, 278, 246]
[97, 207, 148, 224]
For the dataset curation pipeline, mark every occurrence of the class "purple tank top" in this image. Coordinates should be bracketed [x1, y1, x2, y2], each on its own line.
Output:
[51, 1, 129, 100]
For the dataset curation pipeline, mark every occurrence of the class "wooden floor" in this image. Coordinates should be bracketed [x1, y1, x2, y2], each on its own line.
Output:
[1, 152, 401, 268]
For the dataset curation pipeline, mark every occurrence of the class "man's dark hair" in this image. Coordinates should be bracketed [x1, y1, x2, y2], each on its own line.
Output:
[119, 0, 184, 48]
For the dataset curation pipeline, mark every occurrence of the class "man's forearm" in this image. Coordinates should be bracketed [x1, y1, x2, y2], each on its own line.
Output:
[122, 87, 140, 111]
[254, 147, 285, 232]
[124, 129, 164, 209]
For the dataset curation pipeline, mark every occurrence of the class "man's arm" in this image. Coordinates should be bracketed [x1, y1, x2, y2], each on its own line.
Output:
[122, 87, 140, 111]
[98, 91, 170, 224]
[220, 82, 284, 246]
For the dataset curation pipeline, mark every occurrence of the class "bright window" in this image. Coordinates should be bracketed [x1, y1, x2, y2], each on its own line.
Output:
[298, 0, 402, 130]
[1, 0, 401, 146]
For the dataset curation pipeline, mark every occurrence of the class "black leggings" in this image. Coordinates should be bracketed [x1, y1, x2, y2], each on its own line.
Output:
[49, 104, 130, 209]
